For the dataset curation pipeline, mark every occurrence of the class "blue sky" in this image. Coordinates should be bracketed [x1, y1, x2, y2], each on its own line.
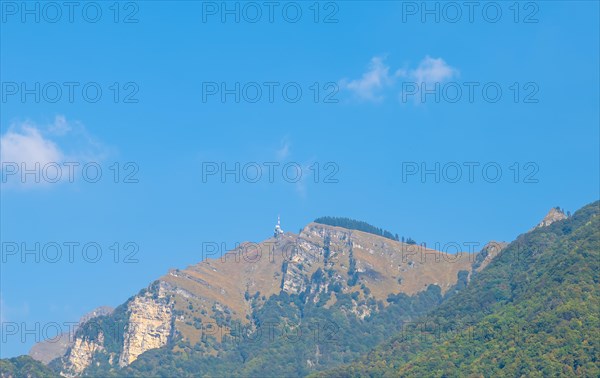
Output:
[1, 1, 598, 358]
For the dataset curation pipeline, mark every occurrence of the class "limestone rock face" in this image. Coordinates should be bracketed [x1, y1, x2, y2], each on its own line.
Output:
[281, 239, 320, 295]
[118, 284, 174, 367]
[61, 333, 105, 377]
[536, 207, 568, 229]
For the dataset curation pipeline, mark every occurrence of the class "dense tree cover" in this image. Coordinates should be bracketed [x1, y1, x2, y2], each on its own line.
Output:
[318, 201, 600, 377]
[0, 356, 58, 378]
[314, 216, 405, 242]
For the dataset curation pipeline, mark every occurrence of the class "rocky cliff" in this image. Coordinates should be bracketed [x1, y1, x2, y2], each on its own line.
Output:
[118, 282, 174, 367]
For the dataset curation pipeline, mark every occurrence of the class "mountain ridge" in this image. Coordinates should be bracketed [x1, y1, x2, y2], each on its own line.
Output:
[47, 220, 492, 376]
[8, 204, 593, 377]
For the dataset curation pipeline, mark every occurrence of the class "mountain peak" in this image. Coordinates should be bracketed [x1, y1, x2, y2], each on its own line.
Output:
[48, 220, 482, 375]
[535, 207, 568, 229]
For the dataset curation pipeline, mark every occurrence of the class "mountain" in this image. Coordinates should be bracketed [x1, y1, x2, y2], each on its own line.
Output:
[7, 203, 598, 377]
[35, 221, 488, 377]
[317, 201, 600, 377]
[29, 307, 114, 365]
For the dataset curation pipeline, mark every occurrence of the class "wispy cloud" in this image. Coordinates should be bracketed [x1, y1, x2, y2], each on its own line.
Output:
[294, 161, 312, 199]
[276, 137, 291, 161]
[340, 55, 459, 102]
[272, 137, 312, 199]
[47, 115, 71, 135]
[340, 56, 394, 102]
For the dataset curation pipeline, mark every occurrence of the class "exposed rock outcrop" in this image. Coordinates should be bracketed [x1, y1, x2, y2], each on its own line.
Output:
[61, 333, 105, 377]
[118, 283, 174, 367]
[536, 207, 568, 229]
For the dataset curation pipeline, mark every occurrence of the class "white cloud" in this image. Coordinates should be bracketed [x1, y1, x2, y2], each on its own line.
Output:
[340, 56, 394, 102]
[0, 116, 107, 187]
[0, 124, 64, 168]
[340, 55, 459, 102]
[404, 56, 458, 84]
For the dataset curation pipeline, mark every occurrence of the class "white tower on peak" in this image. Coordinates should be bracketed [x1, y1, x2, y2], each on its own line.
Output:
[274, 215, 284, 237]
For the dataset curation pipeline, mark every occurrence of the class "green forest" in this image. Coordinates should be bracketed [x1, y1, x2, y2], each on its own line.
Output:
[318, 201, 600, 377]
